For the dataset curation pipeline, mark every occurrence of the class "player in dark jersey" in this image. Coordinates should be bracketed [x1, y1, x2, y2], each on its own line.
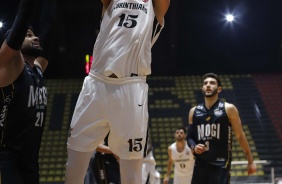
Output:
[92, 135, 120, 184]
[85, 133, 120, 184]
[187, 73, 257, 184]
[0, 0, 48, 183]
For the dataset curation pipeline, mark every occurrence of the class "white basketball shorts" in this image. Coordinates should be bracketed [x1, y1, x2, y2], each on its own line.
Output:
[67, 72, 149, 160]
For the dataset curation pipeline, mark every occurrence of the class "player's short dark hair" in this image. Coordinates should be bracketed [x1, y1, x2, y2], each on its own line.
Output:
[177, 127, 187, 134]
[203, 73, 222, 87]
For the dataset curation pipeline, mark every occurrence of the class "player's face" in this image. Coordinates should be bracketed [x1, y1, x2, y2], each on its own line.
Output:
[202, 77, 221, 98]
[21, 29, 43, 57]
[175, 129, 186, 141]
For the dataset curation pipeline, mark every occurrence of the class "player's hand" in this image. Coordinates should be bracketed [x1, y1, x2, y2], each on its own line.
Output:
[247, 162, 257, 175]
[195, 144, 206, 154]
[163, 177, 169, 184]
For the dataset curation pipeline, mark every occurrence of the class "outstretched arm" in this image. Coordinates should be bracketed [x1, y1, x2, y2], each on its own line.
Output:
[0, 0, 38, 86]
[1, 0, 38, 58]
[226, 102, 257, 175]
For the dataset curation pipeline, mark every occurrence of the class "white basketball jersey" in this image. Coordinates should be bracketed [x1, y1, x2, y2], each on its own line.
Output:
[170, 142, 195, 177]
[90, 0, 163, 78]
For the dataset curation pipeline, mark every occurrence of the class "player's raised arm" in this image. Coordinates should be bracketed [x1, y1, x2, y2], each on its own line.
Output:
[0, 0, 38, 86]
[153, 0, 170, 26]
[101, 0, 112, 15]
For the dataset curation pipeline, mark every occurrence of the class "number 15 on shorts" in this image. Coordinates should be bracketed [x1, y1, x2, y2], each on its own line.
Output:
[128, 138, 143, 152]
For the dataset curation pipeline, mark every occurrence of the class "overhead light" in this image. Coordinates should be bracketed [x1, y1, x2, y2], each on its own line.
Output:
[225, 14, 234, 22]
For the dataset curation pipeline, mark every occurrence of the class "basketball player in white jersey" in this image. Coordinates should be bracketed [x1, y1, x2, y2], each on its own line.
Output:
[64, 0, 170, 183]
[163, 127, 195, 184]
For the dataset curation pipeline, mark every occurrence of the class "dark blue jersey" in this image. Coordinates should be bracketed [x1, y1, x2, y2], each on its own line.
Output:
[0, 63, 47, 169]
[192, 100, 232, 168]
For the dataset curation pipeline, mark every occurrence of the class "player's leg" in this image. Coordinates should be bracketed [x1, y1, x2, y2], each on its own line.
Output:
[93, 152, 108, 184]
[65, 76, 109, 184]
[65, 150, 94, 184]
[107, 78, 149, 184]
[148, 162, 156, 184]
[22, 166, 40, 184]
[119, 158, 143, 184]
[0, 161, 24, 184]
[154, 171, 161, 184]
[207, 164, 230, 184]
[2, 159, 41, 184]
[191, 163, 207, 184]
[142, 162, 150, 184]
[104, 154, 120, 183]
[84, 152, 97, 184]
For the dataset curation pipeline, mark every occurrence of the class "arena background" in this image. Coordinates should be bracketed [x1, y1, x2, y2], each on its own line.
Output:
[1, 0, 282, 183]
[1, 0, 282, 78]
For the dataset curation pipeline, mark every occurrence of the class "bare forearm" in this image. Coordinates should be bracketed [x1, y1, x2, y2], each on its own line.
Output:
[165, 161, 173, 178]
[6, 0, 38, 50]
[96, 144, 112, 154]
[238, 134, 254, 163]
